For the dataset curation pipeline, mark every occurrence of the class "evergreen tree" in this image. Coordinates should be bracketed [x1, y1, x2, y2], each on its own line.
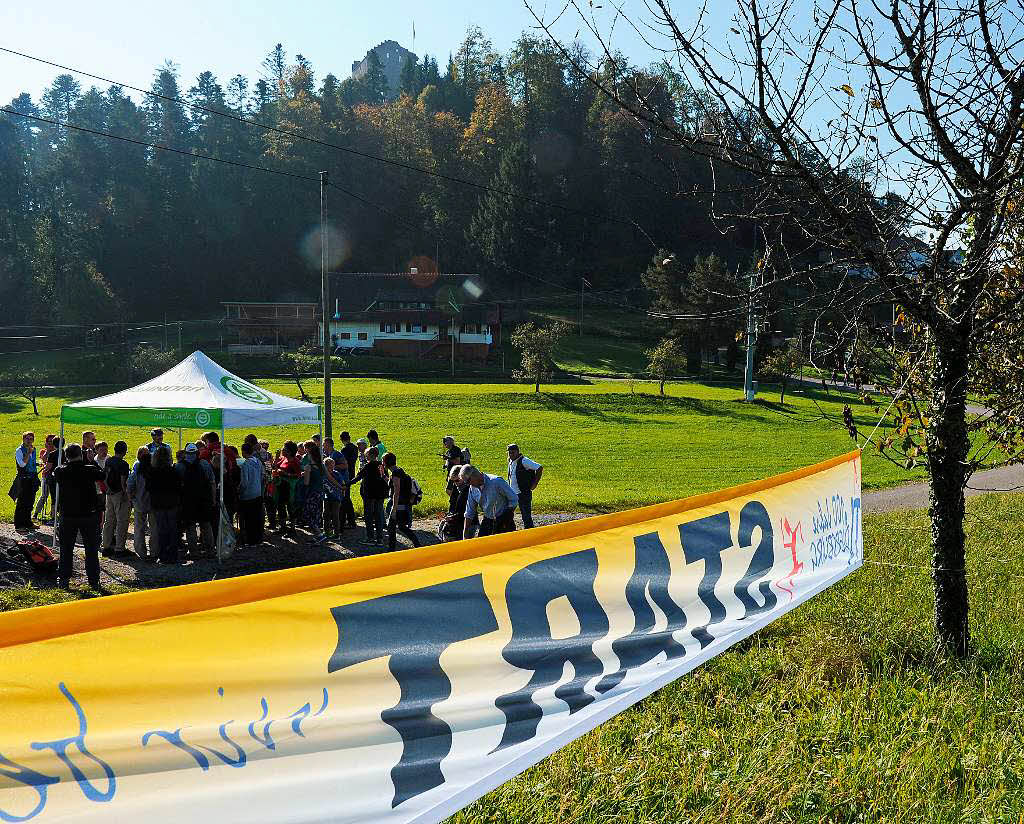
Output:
[261, 43, 287, 99]
[364, 52, 389, 104]
[467, 140, 547, 296]
[0, 26, 757, 324]
[399, 55, 421, 98]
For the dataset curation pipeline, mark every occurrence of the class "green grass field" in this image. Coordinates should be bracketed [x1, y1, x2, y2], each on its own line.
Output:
[0, 376, 918, 523]
[1, 374, 1019, 821]
[452, 493, 1024, 823]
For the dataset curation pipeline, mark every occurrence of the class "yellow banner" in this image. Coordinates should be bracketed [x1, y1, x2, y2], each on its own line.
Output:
[0, 451, 861, 823]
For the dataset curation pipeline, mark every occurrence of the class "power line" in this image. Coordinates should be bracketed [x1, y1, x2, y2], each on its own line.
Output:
[0, 106, 320, 185]
[0, 104, 763, 325]
[0, 44, 658, 234]
[0, 106, 653, 314]
[324, 178, 668, 315]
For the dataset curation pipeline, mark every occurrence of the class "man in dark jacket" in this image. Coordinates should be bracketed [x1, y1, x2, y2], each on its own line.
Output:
[351, 449, 388, 545]
[148, 445, 184, 564]
[52, 443, 106, 589]
[339, 432, 360, 529]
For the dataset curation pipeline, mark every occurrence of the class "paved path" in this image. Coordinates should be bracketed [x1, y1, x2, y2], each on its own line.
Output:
[863, 463, 1024, 513]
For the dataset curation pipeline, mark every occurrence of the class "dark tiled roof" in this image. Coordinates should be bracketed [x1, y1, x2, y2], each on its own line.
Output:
[329, 272, 485, 311]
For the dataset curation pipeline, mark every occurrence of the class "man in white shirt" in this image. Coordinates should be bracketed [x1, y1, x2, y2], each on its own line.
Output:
[13, 431, 38, 531]
[507, 443, 543, 529]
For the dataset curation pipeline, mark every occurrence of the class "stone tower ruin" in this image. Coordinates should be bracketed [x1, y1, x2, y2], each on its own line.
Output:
[351, 40, 416, 100]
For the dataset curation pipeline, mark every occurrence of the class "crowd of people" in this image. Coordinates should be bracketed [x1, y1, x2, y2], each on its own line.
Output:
[11, 427, 544, 591]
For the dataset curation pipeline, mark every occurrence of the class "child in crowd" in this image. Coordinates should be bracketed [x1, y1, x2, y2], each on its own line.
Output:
[323, 457, 344, 539]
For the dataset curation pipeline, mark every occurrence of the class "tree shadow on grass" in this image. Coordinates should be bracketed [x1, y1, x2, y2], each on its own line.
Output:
[0, 395, 22, 414]
[373, 373, 592, 387]
[536, 391, 776, 424]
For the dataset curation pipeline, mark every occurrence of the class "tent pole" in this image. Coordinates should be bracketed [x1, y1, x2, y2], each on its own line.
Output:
[179, 429, 183, 450]
[52, 419, 64, 551]
[218, 424, 225, 565]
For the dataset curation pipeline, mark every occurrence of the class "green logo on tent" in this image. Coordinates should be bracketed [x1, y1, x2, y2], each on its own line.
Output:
[220, 376, 273, 405]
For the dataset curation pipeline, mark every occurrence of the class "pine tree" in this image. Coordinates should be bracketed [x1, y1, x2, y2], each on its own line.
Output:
[467, 140, 545, 296]
[261, 43, 287, 99]
[399, 55, 421, 98]
[364, 52, 389, 104]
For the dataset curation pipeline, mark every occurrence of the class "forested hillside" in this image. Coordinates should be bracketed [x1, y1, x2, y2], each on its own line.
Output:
[0, 28, 756, 324]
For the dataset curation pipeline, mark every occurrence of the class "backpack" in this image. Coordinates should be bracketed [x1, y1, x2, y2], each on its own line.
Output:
[409, 477, 423, 506]
[19, 539, 58, 574]
[104, 458, 126, 494]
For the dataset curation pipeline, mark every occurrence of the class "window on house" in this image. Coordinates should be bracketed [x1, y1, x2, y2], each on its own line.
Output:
[358, 332, 368, 341]
[407, 323, 426, 333]
[340, 332, 351, 340]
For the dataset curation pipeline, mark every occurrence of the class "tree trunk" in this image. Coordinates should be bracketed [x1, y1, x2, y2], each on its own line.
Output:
[926, 333, 971, 657]
[660, 379, 665, 395]
[780, 379, 786, 405]
[293, 372, 309, 403]
[535, 369, 540, 393]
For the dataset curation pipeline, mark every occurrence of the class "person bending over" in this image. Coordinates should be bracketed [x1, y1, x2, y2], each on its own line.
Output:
[460, 465, 518, 539]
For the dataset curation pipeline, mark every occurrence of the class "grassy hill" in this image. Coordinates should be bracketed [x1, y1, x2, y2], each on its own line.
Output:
[451, 493, 1024, 823]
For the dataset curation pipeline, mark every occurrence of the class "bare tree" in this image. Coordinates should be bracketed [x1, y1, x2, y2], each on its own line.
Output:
[528, 0, 1024, 656]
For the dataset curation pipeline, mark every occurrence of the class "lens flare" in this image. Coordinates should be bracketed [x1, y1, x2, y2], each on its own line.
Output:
[300, 224, 351, 270]
[532, 128, 574, 177]
[407, 255, 439, 288]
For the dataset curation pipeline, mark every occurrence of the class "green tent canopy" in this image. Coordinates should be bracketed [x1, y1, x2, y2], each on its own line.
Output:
[55, 351, 320, 558]
[60, 350, 321, 430]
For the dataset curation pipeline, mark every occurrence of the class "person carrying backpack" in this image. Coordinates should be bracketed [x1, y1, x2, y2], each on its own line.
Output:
[382, 452, 422, 552]
[101, 441, 132, 557]
[507, 443, 543, 529]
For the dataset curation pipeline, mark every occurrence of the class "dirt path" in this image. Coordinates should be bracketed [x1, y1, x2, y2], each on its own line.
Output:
[862, 463, 1024, 513]
[4, 470, 1021, 592]
[0, 512, 588, 592]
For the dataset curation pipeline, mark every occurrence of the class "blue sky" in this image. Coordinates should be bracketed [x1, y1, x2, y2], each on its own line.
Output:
[0, 0, 654, 105]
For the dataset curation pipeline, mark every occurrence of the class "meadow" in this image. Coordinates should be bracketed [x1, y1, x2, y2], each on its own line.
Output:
[452, 493, 1024, 823]
[0, 376, 919, 522]
[1, 375, 1020, 822]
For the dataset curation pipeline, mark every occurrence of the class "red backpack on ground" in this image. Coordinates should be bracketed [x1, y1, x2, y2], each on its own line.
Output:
[18, 539, 58, 574]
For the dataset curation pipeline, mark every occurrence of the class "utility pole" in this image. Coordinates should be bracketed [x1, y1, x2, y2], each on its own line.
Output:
[743, 267, 757, 402]
[579, 276, 590, 336]
[451, 316, 456, 378]
[320, 171, 333, 440]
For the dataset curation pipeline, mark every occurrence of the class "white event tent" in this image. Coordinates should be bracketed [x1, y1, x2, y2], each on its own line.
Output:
[55, 351, 321, 554]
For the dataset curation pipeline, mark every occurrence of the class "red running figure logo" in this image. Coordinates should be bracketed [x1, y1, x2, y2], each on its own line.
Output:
[774, 517, 804, 601]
